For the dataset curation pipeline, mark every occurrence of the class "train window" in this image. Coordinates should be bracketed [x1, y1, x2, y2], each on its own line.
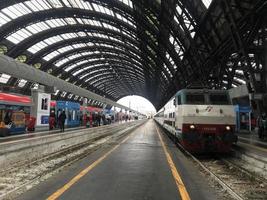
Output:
[177, 95, 181, 105]
[185, 94, 205, 105]
[209, 94, 230, 105]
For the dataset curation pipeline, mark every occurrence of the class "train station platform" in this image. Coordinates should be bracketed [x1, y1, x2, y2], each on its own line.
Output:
[233, 132, 267, 178]
[15, 120, 218, 200]
[237, 131, 267, 148]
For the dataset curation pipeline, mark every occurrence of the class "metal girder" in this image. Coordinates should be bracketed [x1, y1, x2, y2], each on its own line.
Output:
[27, 36, 140, 64]
[60, 54, 143, 74]
[4, 20, 173, 83]
[7, 24, 137, 57]
[0, 8, 137, 41]
[0, 55, 144, 113]
[2, 8, 174, 78]
[0, 0, 266, 110]
[70, 66, 146, 87]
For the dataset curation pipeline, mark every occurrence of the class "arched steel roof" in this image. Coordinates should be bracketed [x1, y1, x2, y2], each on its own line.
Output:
[0, 0, 265, 109]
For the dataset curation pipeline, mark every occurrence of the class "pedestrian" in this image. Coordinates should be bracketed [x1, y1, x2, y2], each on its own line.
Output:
[58, 110, 66, 132]
[97, 113, 101, 126]
[89, 113, 93, 127]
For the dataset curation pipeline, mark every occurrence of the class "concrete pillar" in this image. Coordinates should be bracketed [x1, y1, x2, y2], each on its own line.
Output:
[82, 98, 87, 116]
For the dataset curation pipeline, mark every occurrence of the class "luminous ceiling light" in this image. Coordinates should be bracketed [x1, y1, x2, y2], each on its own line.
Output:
[0, 73, 11, 84]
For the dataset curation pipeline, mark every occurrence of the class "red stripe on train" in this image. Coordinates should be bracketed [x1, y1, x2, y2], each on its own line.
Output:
[0, 92, 31, 104]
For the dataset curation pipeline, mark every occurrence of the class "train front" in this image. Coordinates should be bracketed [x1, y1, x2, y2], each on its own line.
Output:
[177, 91, 237, 153]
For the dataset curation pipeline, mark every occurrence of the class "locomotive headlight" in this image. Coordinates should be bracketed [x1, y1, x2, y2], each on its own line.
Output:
[189, 124, 195, 129]
[225, 126, 231, 131]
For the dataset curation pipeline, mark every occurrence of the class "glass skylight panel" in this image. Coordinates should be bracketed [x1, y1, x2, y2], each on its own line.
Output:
[234, 77, 246, 84]
[69, 54, 82, 60]
[61, 33, 77, 39]
[202, 0, 212, 8]
[2, 6, 24, 19]
[80, 73, 89, 80]
[118, 0, 133, 8]
[0, 13, 11, 26]
[43, 50, 60, 61]
[28, 41, 48, 53]
[54, 90, 59, 95]
[115, 13, 135, 28]
[74, 95, 79, 100]
[27, 22, 50, 34]
[65, 64, 77, 72]
[72, 43, 87, 48]
[102, 23, 120, 32]
[0, 74, 11, 84]
[82, 1, 93, 10]
[82, 52, 95, 56]
[92, 3, 114, 16]
[6, 28, 31, 44]
[17, 79, 27, 87]
[77, 31, 87, 37]
[65, 17, 77, 25]
[47, 18, 67, 27]
[82, 19, 102, 27]
[61, 91, 67, 97]
[236, 70, 244, 75]
[48, 0, 64, 8]
[76, 60, 88, 66]
[45, 35, 64, 45]
[25, 0, 52, 12]
[31, 83, 39, 89]
[6, 34, 21, 44]
[73, 69, 84, 76]
[55, 58, 70, 67]
[62, 0, 71, 7]
[68, 94, 73, 99]
[57, 46, 73, 53]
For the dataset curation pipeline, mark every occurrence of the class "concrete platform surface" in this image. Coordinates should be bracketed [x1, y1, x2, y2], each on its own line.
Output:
[16, 120, 218, 200]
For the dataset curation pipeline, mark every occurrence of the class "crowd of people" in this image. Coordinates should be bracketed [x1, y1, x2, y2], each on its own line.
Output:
[49, 110, 135, 132]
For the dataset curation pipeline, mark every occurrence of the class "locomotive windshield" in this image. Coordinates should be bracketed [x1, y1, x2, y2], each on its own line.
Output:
[209, 93, 230, 105]
[185, 94, 205, 105]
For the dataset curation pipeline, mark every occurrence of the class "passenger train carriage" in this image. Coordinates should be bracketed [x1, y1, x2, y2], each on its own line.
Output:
[154, 89, 237, 153]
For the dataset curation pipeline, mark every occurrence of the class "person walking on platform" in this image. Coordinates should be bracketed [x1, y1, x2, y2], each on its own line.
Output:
[58, 111, 66, 132]
[97, 113, 101, 126]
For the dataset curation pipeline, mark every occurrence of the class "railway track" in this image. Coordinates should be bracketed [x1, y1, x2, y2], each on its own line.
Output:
[157, 125, 267, 200]
[0, 124, 139, 200]
[177, 144, 267, 200]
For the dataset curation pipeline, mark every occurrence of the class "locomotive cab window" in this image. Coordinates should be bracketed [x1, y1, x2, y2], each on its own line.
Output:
[177, 95, 181, 105]
[185, 94, 205, 105]
[209, 94, 230, 105]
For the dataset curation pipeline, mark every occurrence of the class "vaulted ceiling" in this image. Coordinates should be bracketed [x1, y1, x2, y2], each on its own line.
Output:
[0, 0, 265, 109]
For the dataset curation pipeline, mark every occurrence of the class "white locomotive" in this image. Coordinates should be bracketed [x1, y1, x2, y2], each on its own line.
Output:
[154, 89, 237, 153]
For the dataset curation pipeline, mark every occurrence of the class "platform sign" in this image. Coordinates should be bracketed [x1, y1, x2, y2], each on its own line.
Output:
[41, 115, 49, 124]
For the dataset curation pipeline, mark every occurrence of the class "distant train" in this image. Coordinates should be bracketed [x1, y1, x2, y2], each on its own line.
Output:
[0, 92, 35, 136]
[0, 91, 142, 136]
[154, 89, 238, 153]
[49, 101, 105, 129]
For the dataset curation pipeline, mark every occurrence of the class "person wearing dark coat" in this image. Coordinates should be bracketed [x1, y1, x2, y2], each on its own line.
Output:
[58, 111, 67, 132]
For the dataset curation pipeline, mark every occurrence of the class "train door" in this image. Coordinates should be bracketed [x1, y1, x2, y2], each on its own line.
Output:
[175, 94, 182, 131]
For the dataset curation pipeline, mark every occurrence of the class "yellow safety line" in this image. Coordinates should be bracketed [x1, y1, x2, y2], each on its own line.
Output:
[155, 126, 191, 200]
[46, 133, 132, 200]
